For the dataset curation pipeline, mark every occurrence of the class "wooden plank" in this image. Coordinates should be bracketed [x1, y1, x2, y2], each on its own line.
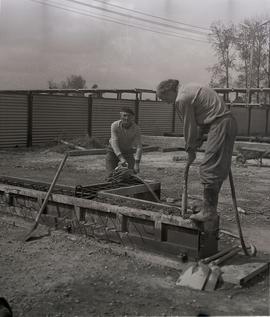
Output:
[0, 184, 198, 229]
[68, 145, 160, 156]
[142, 146, 160, 152]
[68, 149, 107, 156]
[240, 147, 266, 153]
[98, 191, 182, 214]
[162, 147, 185, 152]
[59, 140, 86, 150]
[102, 183, 160, 196]
[0, 187, 206, 259]
[108, 231, 200, 258]
[221, 262, 269, 285]
[0, 175, 74, 191]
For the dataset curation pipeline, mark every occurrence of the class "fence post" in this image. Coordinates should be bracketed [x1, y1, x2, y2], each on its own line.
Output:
[134, 93, 139, 124]
[266, 108, 269, 136]
[88, 95, 92, 137]
[247, 91, 252, 136]
[247, 107, 252, 136]
[27, 92, 33, 147]
[172, 102, 176, 133]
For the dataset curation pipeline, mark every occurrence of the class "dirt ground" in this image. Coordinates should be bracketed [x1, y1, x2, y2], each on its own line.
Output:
[0, 138, 270, 316]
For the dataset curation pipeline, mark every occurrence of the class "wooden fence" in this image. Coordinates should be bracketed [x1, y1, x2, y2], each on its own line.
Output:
[0, 88, 270, 148]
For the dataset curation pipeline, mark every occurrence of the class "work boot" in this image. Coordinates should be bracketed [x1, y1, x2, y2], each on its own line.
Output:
[190, 187, 219, 222]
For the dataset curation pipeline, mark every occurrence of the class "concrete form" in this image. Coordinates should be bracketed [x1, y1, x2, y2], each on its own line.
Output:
[0, 176, 219, 260]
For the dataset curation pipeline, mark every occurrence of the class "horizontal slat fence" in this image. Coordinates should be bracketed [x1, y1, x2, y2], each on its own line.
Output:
[0, 94, 28, 147]
[139, 101, 173, 135]
[91, 99, 135, 143]
[0, 88, 270, 148]
[32, 95, 88, 145]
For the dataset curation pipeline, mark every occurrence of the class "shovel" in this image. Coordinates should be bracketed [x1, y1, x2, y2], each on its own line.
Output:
[228, 169, 256, 256]
[23, 152, 69, 242]
[203, 246, 240, 291]
[176, 246, 239, 290]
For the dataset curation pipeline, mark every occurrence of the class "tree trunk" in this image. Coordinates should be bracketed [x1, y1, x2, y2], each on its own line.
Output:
[256, 44, 262, 102]
[226, 49, 229, 88]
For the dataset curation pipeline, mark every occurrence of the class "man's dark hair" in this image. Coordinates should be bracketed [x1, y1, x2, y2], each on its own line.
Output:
[120, 106, 135, 116]
[156, 79, 179, 99]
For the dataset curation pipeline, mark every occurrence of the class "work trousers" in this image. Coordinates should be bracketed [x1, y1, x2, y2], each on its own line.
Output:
[200, 114, 237, 190]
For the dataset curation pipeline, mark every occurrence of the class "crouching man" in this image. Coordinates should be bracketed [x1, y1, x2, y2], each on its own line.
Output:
[156, 79, 237, 222]
[105, 106, 143, 179]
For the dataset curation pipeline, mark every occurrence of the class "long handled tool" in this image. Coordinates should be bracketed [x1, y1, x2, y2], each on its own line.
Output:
[177, 246, 239, 290]
[23, 152, 69, 242]
[181, 161, 191, 216]
[219, 229, 256, 256]
[111, 164, 161, 203]
[203, 247, 240, 291]
[228, 169, 256, 256]
[174, 105, 190, 216]
[133, 174, 161, 203]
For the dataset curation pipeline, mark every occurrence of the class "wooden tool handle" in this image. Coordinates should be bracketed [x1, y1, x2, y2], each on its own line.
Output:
[229, 169, 250, 256]
[212, 248, 239, 266]
[133, 174, 160, 203]
[24, 152, 69, 242]
[201, 246, 239, 264]
[181, 163, 190, 216]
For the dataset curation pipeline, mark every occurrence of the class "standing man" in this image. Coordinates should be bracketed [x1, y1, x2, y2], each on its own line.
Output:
[105, 106, 143, 178]
[156, 79, 237, 222]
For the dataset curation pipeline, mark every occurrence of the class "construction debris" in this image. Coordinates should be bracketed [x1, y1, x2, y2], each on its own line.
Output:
[221, 262, 269, 285]
[60, 140, 86, 151]
[176, 246, 240, 291]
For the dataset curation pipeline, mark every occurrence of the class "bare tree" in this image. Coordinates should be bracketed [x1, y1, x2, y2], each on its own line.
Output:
[234, 20, 269, 90]
[208, 22, 236, 87]
[233, 23, 250, 88]
[260, 25, 270, 88]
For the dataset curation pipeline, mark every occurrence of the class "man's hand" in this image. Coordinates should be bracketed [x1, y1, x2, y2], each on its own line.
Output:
[119, 160, 128, 168]
[118, 154, 128, 167]
[195, 137, 204, 150]
[187, 150, 196, 165]
[133, 161, 140, 174]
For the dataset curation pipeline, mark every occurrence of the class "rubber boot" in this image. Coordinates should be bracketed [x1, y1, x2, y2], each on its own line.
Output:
[190, 187, 219, 222]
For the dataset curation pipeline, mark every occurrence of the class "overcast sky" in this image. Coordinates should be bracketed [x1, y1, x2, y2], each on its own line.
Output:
[1, 0, 270, 90]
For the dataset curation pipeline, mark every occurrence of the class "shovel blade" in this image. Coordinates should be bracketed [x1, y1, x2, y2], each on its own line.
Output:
[22, 222, 38, 242]
[204, 265, 222, 291]
[176, 263, 211, 290]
